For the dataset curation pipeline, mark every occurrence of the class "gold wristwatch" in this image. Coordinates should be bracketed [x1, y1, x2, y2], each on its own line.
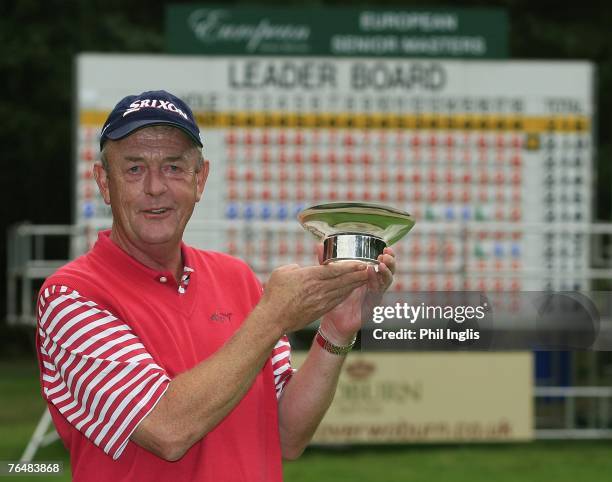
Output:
[315, 327, 356, 356]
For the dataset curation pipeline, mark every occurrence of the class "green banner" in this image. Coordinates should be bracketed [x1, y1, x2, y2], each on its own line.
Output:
[166, 5, 508, 58]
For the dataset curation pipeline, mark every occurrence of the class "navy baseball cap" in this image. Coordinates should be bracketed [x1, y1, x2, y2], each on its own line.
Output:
[99, 90, 203, 150]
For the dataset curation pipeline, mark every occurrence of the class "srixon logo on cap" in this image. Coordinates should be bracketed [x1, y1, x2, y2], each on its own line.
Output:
[123, 99, 189, 120]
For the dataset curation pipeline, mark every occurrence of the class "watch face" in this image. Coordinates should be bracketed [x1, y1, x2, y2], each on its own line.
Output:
[297, 201, 415, 245]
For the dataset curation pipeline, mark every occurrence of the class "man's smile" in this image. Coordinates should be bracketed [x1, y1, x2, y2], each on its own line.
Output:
[142, 207, 173, 217]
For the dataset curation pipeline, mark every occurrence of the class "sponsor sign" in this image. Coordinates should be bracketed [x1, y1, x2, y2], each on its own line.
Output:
[292, 352, 533, 443]
[166, 6, 508, 58]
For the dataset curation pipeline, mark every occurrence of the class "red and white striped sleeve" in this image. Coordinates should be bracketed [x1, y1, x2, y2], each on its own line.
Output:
[36, 284, 170, 460]
[270, 335, 294, 399]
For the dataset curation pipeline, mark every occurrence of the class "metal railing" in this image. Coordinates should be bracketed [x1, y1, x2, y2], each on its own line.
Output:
[7, 219, 612, 324]
[535, 386, 612, 439]
[6, 223, 85, 325]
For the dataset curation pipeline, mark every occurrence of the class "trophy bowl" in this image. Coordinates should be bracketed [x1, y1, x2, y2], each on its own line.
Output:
[297, 202, 415, 264]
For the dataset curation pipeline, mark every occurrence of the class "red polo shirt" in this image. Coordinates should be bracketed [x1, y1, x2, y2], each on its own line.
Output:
[36, 231, 291, 481]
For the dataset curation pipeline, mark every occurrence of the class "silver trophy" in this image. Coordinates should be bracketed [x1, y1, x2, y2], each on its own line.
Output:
[298, 202, 415, 264]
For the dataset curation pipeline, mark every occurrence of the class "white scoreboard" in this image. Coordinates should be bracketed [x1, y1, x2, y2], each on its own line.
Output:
[76, 54, 594, 293]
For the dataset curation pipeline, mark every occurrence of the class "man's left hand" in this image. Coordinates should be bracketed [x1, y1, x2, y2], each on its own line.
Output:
[317, 247, 396, 345]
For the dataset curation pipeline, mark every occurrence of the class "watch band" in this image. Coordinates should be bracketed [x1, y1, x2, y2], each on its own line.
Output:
[315, 327, 356, 356]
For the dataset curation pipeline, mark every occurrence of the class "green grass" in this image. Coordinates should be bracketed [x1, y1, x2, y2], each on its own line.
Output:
[0, 358, 71, 481]
[285, 441, 612, 481]
[2, 357, 612, 481]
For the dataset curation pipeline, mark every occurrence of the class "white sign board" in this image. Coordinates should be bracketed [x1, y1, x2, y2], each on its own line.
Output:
[292, 352, 533, 443]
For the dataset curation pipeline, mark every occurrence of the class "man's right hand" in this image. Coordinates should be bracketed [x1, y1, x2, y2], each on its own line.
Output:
[133, 261, 368, 461]
[256, 262, 370, 333]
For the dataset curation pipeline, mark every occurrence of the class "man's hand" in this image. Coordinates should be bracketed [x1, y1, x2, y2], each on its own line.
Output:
[276, 247, 397, 460]
[256, 261, 370, 334]
[133, 260, 369, 461]
[318, 247, 396, 345]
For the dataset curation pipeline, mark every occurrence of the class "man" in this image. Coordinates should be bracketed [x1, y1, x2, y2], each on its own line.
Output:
[36, 90, 396, 481]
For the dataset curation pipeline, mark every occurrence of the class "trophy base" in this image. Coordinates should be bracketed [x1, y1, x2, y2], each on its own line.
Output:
[322, 234, 387, 265]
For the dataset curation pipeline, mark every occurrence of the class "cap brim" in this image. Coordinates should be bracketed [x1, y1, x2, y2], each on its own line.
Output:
[103, 119, 203, 147]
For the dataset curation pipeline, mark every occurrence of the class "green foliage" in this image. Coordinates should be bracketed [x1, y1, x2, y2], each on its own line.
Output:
[0, 0, 164, 226]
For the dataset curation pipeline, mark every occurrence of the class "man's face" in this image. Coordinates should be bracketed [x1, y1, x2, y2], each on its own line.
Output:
[94, 126, 208, 251]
